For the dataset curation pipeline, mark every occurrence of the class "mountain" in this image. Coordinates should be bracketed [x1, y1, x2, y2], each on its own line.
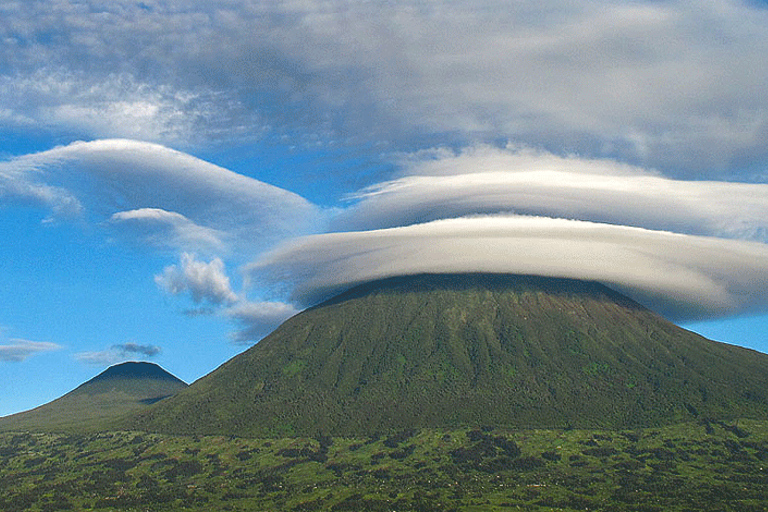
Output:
[0, 361, 187, 433]
[128, 273, 768, 437]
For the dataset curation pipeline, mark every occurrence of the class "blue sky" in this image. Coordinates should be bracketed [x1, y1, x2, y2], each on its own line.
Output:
[3, 0, 768, 416]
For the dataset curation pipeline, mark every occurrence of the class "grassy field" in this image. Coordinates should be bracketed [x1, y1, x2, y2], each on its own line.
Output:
[2, 419, 768, 511]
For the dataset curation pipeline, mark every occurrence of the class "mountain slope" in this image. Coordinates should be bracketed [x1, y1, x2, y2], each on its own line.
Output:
[0, 361, 187, 433]
[128, 274, 768, 437]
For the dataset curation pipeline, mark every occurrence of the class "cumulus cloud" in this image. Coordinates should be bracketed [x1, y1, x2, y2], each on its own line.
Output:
[0, 139, 321, 252]
[155, 253, 239, 305]
[0, 339, 62, 362]
[75, 343, 162, 367]
[2, 1, 768, 175]
[155, 252, 299, 342]
[250, 215, 768, 322]
[336, 145, 768, 241]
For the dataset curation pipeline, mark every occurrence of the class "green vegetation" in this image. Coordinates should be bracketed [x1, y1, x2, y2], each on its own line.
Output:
[127, 274, 768, 437]
[2, 420, 768, 511]
[0, 362, 187, 434]
[4, 275, 768, 509]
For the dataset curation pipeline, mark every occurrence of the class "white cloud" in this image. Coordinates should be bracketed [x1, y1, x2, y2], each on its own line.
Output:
[155, 253, 239, 305]
[250, 215, 768, 321]
[156, 253, 300, 342]
[110, 208, 227, 253]
[0, 139, 321, 253]
[74, 343, 162, 367]
[225, 300, 301, 343]
[3, 0, 768, 340]
[336, 145, 768, 241]
[0, 339, 62, 362]
[2, 1, 768, 175]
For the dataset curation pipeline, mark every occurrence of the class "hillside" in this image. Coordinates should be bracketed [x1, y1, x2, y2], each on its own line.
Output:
[0, 361, 187, 433]
[127, 274, 768, 437]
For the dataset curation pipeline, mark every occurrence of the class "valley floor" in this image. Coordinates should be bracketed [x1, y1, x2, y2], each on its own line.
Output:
[1, 420, 767, 511]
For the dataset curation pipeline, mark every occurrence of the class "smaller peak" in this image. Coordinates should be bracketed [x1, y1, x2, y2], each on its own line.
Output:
[87, 361, 186, 385]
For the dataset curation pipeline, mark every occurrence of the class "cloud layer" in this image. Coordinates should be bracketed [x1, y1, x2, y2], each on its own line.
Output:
[4, 1, 768, 345]
[3, 1, 768, 176]
[252, 215, 768, 322]
[336, 145, 768, 241]
[240, 144, 768, 324]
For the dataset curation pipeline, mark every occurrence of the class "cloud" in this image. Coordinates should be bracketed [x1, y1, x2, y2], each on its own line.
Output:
[261, 0, 768, 175]
[249, 215, 768, 322]
[307, 146, 768, 323]
[335, 145, 768, 241]
[0, 71, 238, 145]
[226, 300, 301, 344]
[75, 343, 162, 367]
[109, 208, 227, 252]
[154, 252, 299, 342]
[3, 0, 768, 341]
[0, 139, 321, 253]
[155, 253, 239, 305]
[0, 339, 62, 362]
[118, 343, 162, 358]
[2, 1, 768, 175]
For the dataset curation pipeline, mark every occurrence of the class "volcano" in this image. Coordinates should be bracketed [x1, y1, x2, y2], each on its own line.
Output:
[128, 274, 768, 437]
[0, 361, 187, 433]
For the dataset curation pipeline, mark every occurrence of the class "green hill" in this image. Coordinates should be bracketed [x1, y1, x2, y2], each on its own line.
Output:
[127, 274, 768, 437]
[0, 361, 187, 433]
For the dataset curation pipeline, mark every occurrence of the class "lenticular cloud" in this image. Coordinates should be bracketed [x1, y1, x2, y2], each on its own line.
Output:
[252, 215, 768, 321]
[335, 146, 768, 241]
[249, 146, 768, 322]
[0, 139, 321, 253]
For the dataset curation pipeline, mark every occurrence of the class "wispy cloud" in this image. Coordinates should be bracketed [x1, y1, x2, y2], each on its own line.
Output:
[0, 339, 62, 362]
[118, 343, 161, 358]
[75, 343, 162, 367]
[0, 139, 322, 253]
[0, 71, 233, 145]
[109, 208, 228, 253]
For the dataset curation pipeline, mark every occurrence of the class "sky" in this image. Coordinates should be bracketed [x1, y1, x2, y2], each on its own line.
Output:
[2, 0, 768, 416]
